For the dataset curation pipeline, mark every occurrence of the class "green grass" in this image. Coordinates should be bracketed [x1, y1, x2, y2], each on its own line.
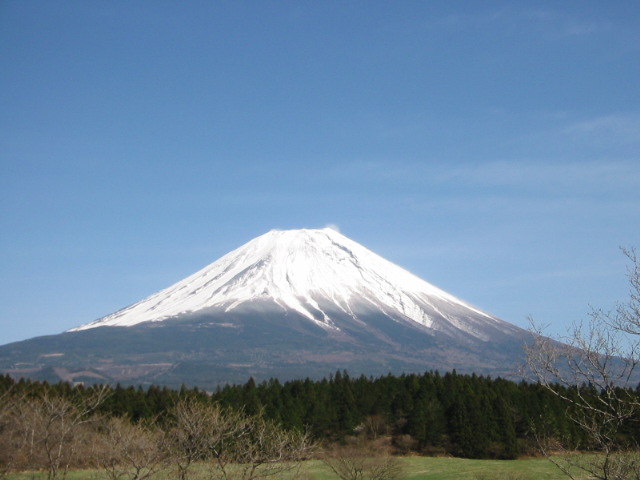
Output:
[306, 457, 574, 480]
[399, 457, 571, 479]
[3, 457, 575, 480]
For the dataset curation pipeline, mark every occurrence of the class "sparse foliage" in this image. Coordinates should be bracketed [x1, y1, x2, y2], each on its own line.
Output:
[96, 415, 169, 480]
[359, 414, 390, 440]
[0, 389, 21, 478]
[167, 398, 315, 480]
[0, 384, 108, 480]
[166, 398, 228, 480]
[226, 413, 315, 480]
[323, 438, 405, 480]
[527, 248, 640, 480]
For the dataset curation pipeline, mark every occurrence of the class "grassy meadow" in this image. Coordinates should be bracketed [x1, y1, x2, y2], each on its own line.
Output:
[4, 456, 575, 480]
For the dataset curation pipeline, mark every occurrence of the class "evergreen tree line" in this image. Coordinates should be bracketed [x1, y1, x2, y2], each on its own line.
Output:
[211, 370, 595, 459]
[2, 370, 639, 462]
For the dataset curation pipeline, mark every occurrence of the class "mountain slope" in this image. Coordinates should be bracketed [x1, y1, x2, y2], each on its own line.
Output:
[70, 228, 518, 342]
[0, 228, 530, 388]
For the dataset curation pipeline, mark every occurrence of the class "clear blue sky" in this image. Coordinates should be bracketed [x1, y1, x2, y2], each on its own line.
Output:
[1, 1, 639, 346]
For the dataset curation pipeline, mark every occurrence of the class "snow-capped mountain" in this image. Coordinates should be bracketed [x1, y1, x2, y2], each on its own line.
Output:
[70, 228, 516, 342]
[0, 228, 530, 388]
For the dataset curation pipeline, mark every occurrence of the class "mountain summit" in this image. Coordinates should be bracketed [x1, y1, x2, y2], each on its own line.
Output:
[71, 228, 514, 342]
[1, 228, 529, 388]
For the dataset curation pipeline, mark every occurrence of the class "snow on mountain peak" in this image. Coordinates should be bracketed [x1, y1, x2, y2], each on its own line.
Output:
[69, 228, 503, 338]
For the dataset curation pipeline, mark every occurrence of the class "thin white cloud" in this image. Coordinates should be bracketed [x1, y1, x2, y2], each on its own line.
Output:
[561, 21, 604, 37]
[450, 159, 640, 192]
[562, 114, 640, 145]
[433, 6, 611, 40]
[332, 158, 640, 195]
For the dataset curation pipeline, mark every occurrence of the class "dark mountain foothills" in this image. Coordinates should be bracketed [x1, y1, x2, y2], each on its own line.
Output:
[2, 369, 640, 462]
[0, 308, 530, 390]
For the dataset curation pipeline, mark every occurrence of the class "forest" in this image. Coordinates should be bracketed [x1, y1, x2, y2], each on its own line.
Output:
[3, 368, 639, 479]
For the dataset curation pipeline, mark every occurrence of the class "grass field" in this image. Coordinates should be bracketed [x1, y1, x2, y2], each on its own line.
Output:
[398, 457, 570, 480]
[4, 456, 575, 480]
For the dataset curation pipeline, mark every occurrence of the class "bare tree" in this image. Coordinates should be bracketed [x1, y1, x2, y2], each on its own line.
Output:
[96, 416, 169, 480]
[167, 399, 315, 480]
[0, 385, 109, 480]
[526, 248, 640, 480]
[230, 413, 315, 480]
[323, 438, 405, 480]
[0, 387, 21, 478]
[359, 415, 390, 441]
[166, 398, 242, 480]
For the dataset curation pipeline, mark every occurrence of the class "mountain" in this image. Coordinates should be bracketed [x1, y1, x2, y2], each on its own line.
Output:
[0, 228, 530, 389]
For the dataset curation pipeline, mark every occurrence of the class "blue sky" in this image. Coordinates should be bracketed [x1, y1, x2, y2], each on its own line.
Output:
[1, 1, 639, 346]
